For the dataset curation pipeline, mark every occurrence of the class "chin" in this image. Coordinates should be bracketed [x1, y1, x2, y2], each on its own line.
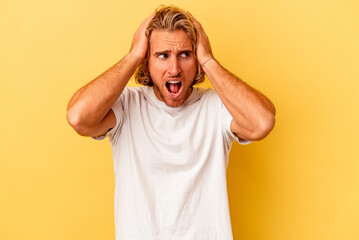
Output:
[164, 85, 193, 108]
[154, 83, 192, 108]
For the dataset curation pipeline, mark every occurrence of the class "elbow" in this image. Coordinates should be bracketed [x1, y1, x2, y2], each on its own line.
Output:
[66, 108, 90, 136]
[259, 114, 276, 140]
[257, 103, 276, 139]
[248, 111, 276, 141]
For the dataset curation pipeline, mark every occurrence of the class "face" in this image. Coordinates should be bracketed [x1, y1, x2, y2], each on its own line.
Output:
[148, 29, 197, 108]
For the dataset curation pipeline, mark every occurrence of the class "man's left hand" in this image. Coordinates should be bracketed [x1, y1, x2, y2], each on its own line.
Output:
[188, 13, 214, 66]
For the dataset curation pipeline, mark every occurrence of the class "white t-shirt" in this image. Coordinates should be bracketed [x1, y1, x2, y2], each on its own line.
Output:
[95, 86, 251, 240]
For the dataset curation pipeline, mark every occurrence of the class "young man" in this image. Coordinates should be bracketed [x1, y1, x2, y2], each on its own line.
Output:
[67, 5, 275, 240]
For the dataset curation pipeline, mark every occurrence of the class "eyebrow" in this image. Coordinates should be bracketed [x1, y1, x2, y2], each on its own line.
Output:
[153, 49, 193, 56]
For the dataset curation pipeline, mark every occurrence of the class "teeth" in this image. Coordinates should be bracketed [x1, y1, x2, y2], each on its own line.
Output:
[168, 81, 180, 84]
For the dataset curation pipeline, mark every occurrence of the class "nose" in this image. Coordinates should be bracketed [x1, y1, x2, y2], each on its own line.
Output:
[168, 56, 181, 76]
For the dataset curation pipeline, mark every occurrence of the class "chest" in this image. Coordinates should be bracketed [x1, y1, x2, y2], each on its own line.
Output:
[119, 101, 222, 167]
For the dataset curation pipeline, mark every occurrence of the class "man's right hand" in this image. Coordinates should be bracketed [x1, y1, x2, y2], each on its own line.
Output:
[67, 12, 156, 137]
[129, 12, 156, 63]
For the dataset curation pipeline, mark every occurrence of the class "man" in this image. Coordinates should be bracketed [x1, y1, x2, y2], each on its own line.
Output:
[67, 5, 275, 240]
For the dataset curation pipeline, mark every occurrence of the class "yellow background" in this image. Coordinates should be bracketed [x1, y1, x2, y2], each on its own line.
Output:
[1, 0, 358, 239]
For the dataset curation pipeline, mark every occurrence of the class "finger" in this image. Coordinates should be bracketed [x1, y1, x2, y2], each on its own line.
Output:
[187, 12, 199, 24]
[187, 13, 204, 33]
[186, 11, 197, 21]
[137, 12, 156, 32]
[143, 12, 156, 26]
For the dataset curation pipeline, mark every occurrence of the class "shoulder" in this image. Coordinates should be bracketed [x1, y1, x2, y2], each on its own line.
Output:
[118, 86, 148, 101]
[184, 87, 222, 113]
[192, 87, 217, 99]
[193, 87, 220, 104]
[122, 86, 144, 95]
[194, 87, 214, 94]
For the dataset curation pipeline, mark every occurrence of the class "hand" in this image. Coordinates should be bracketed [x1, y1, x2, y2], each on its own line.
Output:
[188, 13, 214, 65]
[129, 12, 156, 63]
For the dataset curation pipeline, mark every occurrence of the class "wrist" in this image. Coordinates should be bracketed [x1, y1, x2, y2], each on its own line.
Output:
[127, 51, 145, 67]
[201, 57, 214, 67]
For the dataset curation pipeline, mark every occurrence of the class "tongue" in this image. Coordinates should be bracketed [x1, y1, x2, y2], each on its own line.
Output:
[169, 83, 180, 93]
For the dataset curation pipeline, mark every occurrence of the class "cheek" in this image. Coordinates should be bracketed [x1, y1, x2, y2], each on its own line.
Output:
[148, 62, 168, 87]
[149, 59, 166, 74]
[182, 61, 198, 78]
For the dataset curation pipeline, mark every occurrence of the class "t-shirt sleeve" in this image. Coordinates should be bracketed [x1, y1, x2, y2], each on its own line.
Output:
[92, 89, 127, 141]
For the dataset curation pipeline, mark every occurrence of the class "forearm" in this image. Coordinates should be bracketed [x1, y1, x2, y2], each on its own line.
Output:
[67, 53, 140, 128]
[203, 59, 276, 140]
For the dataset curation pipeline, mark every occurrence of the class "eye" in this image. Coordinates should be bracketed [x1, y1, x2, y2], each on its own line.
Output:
[180, 52, 190, 58]
[158, 53, 168, 59]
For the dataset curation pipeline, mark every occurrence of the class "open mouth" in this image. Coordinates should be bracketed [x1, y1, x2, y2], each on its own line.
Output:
[165, 80, 183, 97]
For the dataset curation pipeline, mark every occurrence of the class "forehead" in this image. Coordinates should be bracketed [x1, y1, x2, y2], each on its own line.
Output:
[149, 29, 193, 52]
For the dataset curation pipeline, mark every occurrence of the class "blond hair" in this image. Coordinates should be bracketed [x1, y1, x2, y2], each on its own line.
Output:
[134, 5, 205, 86]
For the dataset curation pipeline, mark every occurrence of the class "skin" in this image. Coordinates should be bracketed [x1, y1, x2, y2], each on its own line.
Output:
[66, 13, 155, 137]
[67, 11, 276, 141]
[188, 13, 276, 140]
[148, 30, 197, 108]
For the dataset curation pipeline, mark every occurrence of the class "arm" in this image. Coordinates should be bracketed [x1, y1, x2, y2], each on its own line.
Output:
[66, 13, 155, 137]
[190, 15, 276, 141]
